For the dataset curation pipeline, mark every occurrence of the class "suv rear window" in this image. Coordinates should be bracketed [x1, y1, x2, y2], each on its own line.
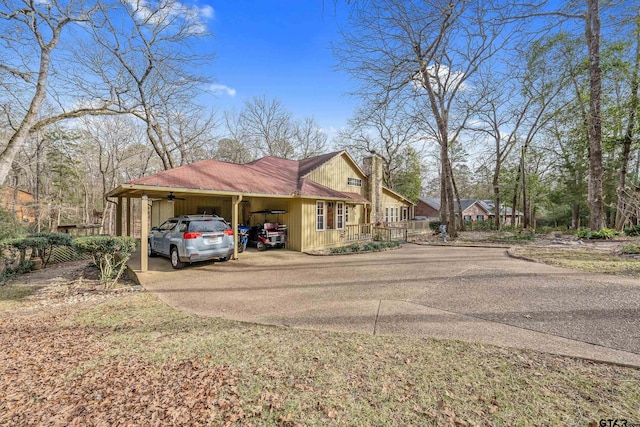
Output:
[188, 220, 229, 233]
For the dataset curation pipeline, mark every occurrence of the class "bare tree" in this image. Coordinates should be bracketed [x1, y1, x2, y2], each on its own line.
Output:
[292, 117, 329, 159]
[336, 0, 521, 235]
[237, 96, 295, 159]
[81, 0, 214, 170]
[0, 0, 123, 185]
[223, 96, 328, 161]
[335, 100, 422, 189]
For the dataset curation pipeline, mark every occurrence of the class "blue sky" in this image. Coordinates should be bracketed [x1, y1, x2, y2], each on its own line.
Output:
[202, 1, 356, 139]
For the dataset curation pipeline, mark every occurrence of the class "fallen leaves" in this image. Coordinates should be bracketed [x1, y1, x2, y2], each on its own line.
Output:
[0, 310, 247, 426]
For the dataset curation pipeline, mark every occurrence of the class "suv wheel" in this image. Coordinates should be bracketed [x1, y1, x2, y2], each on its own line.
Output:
[256, 240, 266, 251]
[170, 246, 184, 269]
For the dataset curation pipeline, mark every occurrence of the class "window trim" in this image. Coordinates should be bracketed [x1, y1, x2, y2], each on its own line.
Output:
[316, 201, 325, 231]
[336, 202, 344, 230]
[347, 177, 362, 187]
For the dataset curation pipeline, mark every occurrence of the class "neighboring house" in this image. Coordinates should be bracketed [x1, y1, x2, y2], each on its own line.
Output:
[480, 200, 522, 225]
[416, 198, 522, 225]
[107, 151, 414, 257]
[0, 186, 36, 224]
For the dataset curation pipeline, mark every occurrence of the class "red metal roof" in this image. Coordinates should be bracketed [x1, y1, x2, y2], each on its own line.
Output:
[129, 153, 369, 203]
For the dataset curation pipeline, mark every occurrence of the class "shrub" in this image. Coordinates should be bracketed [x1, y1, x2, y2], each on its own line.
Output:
[349, 243, 361, 253]
[623, 225, 640, 236]
[74, 236, 137, 286]
[493, 232, 535, 243]
[428, 221, 441, 232]
[577, 228, 620, 240]
[29, 233, 73, 267]
[330, 246, 347, 254]
[0, 260, 36, 282]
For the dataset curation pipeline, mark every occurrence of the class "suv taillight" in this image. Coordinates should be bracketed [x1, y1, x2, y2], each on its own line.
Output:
[223, 229, 234, 236]
[183, 232, 202, 239]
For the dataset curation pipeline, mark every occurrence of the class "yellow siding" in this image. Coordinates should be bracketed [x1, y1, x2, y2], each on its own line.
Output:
[381, 190, 412, 222]
[286, 200, 303, 251]
[304, 153, 368, 197]
[300, 200, 368, 251]
[173, 196, 230, 219]
[150, 200, 175, 227]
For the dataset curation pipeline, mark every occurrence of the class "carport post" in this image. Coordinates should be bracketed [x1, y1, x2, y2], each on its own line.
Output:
[232, 194, 242, 259]
[140, 195, 149, 272]
[126, 197, 132, 236]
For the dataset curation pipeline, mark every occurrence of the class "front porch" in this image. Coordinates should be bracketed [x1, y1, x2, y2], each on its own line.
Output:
[306, 220, 432, 250]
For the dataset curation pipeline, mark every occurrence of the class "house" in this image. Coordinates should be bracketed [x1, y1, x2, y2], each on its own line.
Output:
[0, 186, 36, 224]
[415, 198, 522, 225]
[107, 151, 414, 269]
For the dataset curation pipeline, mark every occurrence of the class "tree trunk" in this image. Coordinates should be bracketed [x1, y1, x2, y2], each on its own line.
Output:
[449, 157, 464, 232]
[615, 22, 640, 230]
[571, 204, 580, 229]
[586, 0, 604, 230]
[512, 152, 522, 228]
[521, 147, 529, 229]
[493, 157, 501, 230]
[0, 44, 55, 184]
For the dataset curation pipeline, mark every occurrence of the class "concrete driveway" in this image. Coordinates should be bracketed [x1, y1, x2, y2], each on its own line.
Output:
[130, 244, 640, 367]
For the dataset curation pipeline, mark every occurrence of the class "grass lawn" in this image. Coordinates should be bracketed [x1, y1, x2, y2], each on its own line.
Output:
[1, 286, 638, 426]
[513, 247, 640, 278]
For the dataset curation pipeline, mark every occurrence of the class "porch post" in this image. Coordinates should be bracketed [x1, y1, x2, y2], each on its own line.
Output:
[140, 195, 149, 272]
[126, 197, 132, 236]
[232, 194, 242, 260]
[116, 197, 123, 236]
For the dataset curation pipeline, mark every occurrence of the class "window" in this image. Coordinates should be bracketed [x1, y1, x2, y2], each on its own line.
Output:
[347, 177, 362, 187]
[402, 208, 408, 221]
[316, 201, 325, 231]
[158, 219, 178, 231]
[464, 215, 472, 221]
[395, 207, 399, 223]
[476, 215, 484, 222]
[385, 207, 389, 223]
[336, 202, 344, 229]
[345, 205, 350, 223]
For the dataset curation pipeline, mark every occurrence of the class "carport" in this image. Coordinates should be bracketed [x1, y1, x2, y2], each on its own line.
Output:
[106, 184, 292, 272]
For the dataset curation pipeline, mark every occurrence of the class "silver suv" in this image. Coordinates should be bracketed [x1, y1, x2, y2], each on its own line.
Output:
[149, 215, 235, 269]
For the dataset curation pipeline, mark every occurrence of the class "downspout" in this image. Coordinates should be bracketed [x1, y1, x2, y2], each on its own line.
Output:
[105, 196, 118, 235]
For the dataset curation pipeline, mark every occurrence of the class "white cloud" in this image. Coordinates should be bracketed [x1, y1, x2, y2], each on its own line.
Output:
[200, 5, 214, 19]
[126, 0, 214, 35]
[209, 84, 237, 97]
[413, 64, 468, 92]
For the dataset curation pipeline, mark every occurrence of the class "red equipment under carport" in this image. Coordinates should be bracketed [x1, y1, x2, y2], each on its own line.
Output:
[248, 209, 287, 251]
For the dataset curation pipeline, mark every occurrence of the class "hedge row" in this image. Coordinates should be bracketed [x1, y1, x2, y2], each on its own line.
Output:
[330, 240, 400, 254]
[0, 233, 137, 286]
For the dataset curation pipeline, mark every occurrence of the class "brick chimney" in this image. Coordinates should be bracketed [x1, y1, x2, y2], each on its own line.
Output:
[363, 154, 383, 224]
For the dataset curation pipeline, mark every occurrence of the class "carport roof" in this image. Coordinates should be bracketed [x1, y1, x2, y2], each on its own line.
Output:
[107, 153, 371, 203]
